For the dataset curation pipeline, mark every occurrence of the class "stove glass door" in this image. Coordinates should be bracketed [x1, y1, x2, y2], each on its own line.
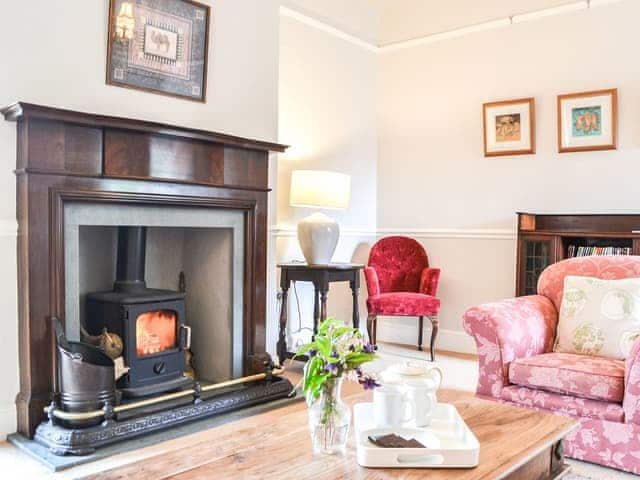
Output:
[135, 309, 178, 356]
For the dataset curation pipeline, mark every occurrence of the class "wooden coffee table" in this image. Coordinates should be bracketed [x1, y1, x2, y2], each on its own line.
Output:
[84, 381, 577, 479]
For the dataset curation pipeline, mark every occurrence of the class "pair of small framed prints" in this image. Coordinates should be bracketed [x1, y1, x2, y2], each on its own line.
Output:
[483, 89, 617, 157]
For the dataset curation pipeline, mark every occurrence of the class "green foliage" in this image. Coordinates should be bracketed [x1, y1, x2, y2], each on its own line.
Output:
[293, 317, 377, 404]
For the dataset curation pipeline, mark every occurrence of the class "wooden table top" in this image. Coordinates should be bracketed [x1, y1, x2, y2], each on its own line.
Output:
[277, 262, 364, 270]
[85, 373, 577, 480]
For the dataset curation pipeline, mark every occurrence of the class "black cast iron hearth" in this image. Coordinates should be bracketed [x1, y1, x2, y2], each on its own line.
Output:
[85, 226, 192, 397]
[35, 375, 294, 456]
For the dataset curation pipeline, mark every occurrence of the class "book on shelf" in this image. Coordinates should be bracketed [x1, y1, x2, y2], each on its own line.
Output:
[566, 245, 632, 258]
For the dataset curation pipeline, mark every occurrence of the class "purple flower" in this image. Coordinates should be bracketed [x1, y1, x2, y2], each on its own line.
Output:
[363, 343, 377, 354]
[325, 362, 339, 374]
[330, 351, 339, 358]
[308, 349, 317, 357]
[349, 344, 356, 352]
[358, 374, 380, 390]
[355, 367, 363, 377]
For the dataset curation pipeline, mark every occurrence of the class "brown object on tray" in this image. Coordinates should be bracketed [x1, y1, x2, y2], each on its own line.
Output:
[368, 433, 425, 448]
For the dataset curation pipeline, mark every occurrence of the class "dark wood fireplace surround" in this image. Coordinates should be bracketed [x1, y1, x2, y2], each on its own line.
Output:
[1, 102, 287, 437]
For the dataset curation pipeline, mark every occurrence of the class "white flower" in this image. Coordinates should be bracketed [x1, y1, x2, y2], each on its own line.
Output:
[334, 331, 364, 356]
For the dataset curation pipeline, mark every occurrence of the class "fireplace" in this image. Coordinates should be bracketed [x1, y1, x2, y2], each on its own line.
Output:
[85, 226, 191, 397]
[1, 102, 290, 448]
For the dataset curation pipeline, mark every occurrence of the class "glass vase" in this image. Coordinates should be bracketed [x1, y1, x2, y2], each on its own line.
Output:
[307, 376, 351, 455]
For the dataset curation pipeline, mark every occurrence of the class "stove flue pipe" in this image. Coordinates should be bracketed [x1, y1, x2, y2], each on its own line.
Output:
[113, 226, 147, 293]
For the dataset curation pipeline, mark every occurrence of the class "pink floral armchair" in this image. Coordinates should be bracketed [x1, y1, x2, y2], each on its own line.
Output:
[463, 256, 640, 474]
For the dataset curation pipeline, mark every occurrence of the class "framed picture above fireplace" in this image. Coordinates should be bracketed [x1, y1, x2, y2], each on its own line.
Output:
[106, 0, 210, 102]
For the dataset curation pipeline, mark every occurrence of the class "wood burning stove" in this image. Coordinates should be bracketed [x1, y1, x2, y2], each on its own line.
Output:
[85, 226, 192, 397]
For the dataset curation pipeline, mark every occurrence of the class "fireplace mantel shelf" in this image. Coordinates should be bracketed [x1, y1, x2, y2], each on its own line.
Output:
[1, 102, 288, 153]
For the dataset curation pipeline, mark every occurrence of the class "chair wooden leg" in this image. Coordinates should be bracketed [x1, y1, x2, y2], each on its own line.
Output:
[367, 314, 377, 345]
[417, 316, 424, 351]
[429, 316, 439, 362]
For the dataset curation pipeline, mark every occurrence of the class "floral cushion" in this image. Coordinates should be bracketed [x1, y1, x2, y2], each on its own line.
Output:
[554, 276, 640, 360]
[501, 385, 625, 422]
[508, 352, 625, 403]
[366, 292, 440, 316]
[537, 256, 640, 312]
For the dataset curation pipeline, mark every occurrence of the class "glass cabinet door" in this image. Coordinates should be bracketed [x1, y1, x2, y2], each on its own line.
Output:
[520, 238, 554, 296]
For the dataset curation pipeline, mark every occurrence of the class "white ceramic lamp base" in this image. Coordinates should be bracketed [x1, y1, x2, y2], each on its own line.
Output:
[297, 212, 339, 265]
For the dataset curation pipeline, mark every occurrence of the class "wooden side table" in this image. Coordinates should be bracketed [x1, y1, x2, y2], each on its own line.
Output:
[276, 263, 364, 363]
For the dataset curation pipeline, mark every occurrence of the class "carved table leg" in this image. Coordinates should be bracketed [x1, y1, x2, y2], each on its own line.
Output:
[418, 316, 424, 351]
[350, 279, 360, 330]
[320, 288, 328, 322]
[313, 285, 320, 338]
[367, 314, 377, 345]
[276, 286, 289, 364]
[429, 316, 439, 362]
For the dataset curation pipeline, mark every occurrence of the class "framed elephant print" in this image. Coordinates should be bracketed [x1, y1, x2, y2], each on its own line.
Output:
[557, 89, 617, 153]
[107, 0, 210, 102]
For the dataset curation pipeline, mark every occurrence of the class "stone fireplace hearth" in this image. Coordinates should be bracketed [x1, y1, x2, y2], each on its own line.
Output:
[1, 102, 289, 448]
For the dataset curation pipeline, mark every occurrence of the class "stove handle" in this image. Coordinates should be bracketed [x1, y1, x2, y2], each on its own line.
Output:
[180, 325, 192, 350]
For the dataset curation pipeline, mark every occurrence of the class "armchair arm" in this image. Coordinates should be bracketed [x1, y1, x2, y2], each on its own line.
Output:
[462, 295, 558, 398]
[364, 266, 380, 297]
[624, 337, 640, 424]
[419, 267, 441, 296]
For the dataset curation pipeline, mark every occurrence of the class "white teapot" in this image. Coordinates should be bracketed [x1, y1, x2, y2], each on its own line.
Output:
[379, 361, 443, 427]
[381, 361, 443, 389]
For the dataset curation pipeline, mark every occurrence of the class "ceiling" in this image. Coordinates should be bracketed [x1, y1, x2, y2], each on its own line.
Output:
[284, 0, 580, 46]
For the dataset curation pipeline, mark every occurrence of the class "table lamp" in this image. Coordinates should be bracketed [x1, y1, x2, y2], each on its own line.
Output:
[289, 170, 351, 265]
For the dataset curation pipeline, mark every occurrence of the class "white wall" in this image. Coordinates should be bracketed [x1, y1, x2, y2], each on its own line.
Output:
[0, 0, 281, 438]
[377, 1, 640, 342]
[275, 11, 378, 351]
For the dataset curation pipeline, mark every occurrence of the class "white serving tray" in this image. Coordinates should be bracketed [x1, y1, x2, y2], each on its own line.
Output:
[353, 402, 480, 469]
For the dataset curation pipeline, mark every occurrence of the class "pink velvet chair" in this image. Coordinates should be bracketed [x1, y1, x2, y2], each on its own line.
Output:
[463, 256, 640, 474]
[365, 236, 441, 361]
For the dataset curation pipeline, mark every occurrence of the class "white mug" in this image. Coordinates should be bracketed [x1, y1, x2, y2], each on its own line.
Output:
[404, 378, 437, 427]
[373, 386, 413, 428]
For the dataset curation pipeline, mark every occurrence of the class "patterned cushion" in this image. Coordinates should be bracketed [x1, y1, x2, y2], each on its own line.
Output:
[537, 256, 640, 312]
[366, 292, 440, 316]
[508, 352, 625, 403]
[501, 385, 625, 422]
[555, 276, 640, 360]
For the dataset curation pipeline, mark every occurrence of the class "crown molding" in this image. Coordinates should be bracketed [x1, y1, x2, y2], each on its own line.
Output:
[279, 6, 378, 53]
[281, 0, 626, 55]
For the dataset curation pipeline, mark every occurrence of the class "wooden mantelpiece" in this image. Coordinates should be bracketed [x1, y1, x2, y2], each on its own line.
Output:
[1, 102, 287, 437]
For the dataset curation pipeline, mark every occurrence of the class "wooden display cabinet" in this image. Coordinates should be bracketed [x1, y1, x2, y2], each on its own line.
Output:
[516, 213, 640, 296]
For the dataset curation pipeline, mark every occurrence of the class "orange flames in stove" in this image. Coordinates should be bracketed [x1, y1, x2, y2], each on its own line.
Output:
[136, 310, 177, 356]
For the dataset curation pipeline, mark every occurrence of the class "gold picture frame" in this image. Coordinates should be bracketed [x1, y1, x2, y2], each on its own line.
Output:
[483, 98, 535, 157]
[557, 88, 617, 153]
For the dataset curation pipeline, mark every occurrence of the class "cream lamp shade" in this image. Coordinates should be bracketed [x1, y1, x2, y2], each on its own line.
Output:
[289, 170, 351, 265]
[289, 170, 351, 210]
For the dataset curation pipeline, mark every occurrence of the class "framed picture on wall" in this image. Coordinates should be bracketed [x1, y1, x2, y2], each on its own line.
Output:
[106, 0, 210, 102]
[483, 98, 535, 157]
[557, 89, 617, 153]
